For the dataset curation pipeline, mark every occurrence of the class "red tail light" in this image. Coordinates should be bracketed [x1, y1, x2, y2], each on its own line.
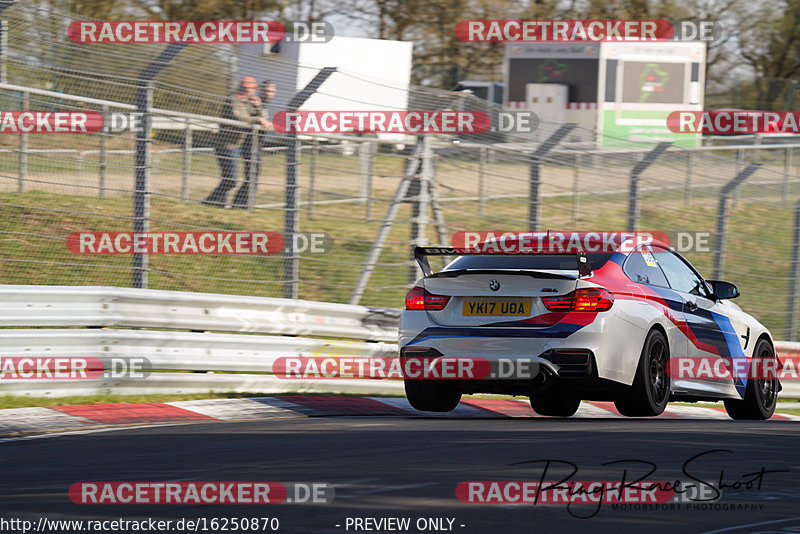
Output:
[405, 286, 426, 310]
[405, 287, 451, 311]
[424, 293, 451, 311]
[540, 294, 573, 311]
[542, 288, 614, 312]
[573, 288, 614, 311]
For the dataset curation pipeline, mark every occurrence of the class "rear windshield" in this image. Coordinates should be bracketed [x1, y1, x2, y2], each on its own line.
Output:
[442, 253, 614, 272]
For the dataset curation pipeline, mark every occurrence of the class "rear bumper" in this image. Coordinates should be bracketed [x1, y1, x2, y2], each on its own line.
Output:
[399, 346, 628, 398]
[399, 346, 594, 377]
[399, 309, 648, 386]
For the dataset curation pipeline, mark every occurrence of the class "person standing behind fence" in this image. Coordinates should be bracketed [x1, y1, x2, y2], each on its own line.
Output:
[232, 80, 276, 209]
[202, 77, 270, 208]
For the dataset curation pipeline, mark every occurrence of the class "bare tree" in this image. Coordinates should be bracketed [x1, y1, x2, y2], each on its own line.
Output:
[738, 0, 800, 108]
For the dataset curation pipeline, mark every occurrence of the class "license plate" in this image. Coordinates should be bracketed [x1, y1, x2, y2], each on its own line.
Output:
[462, 300, 531, 316]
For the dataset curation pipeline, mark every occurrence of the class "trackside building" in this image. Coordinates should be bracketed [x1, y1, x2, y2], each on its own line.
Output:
[503, 41, 705, 146]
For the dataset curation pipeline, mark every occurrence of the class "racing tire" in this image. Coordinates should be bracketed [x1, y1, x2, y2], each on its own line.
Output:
[530, 393, 581, 417]
[404, 379, 461, 412]
[723, 339, 778, 420]
[614, 329, 670, 417]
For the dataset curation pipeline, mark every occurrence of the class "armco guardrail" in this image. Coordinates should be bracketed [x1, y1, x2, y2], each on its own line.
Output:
[0, 285, 399, 341]
[0, 286, 402, 397]
[775, 342, 800, 399]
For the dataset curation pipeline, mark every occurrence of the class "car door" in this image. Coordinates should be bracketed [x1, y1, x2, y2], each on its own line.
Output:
[621, 244, 688, 368]
[650, 245, 746, 397]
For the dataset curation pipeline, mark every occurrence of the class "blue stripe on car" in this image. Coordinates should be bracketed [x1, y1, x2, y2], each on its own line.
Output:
[710, 312, 748, 396]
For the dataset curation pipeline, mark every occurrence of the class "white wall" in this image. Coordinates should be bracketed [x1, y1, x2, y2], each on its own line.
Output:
[238, 36, 413, 113]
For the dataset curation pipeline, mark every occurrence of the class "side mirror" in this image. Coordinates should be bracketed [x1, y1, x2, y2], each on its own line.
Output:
[708, 280, 740, 300]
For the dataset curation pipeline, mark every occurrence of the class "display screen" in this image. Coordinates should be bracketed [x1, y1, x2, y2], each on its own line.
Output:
[507, 58, 599, 102]
[621, 61, 686, 104]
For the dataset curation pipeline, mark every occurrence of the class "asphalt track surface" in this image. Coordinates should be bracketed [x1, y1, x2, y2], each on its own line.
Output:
[1, 416, 800, 534]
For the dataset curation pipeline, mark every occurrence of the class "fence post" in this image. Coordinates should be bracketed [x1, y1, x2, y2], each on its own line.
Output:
[628, 142, 672, 232]
[528, 123, 576, 231]
[283, 67, 336, 299]
[247, 123, 258, 210]
[783, 147, 793, 203]
[18, 90, 27, 192]
[133, 80, 153, 289]
[409, 136, 433, 283]
[308, 141, 318, 221]
[786, 198, 800, 341]
[133, 42, 187, 289]
[359, 140, 375, 220]
[713, 163, 761, 280]
[0, 1, 14, 83]
[487, 147, 493, 179]
[284, 131, 299, 298]
[76, 152, 84, 194]
[98, 105, 108, 198]
[181, 117, 191, 202]
[478, 147, 487, 217]
[0, 19, 7, 84]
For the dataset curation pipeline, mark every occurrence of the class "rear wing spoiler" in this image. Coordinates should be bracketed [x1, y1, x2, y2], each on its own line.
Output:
[413, 246, 592, 278]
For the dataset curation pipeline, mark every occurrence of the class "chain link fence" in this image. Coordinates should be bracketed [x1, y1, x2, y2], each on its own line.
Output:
[3, 3, 800, 340]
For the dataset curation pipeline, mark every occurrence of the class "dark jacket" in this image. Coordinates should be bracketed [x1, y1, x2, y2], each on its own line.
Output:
[216, 93, 262, 149]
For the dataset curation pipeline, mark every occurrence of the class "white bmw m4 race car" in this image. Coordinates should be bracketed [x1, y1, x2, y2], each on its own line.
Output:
[399, 234, 779, 419]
